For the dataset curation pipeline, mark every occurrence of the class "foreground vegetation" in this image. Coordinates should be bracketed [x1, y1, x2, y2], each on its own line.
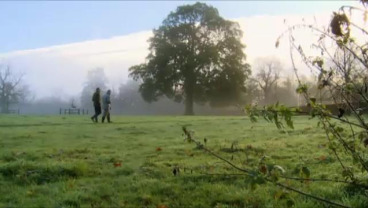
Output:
[0, 115, 367, 207]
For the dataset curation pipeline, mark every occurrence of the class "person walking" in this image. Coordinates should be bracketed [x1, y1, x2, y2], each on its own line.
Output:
[102, 89, 112, 123]
[91, 88, 101, 123]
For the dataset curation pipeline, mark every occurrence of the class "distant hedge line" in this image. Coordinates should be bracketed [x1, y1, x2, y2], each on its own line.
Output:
[298, 102, 368, 116]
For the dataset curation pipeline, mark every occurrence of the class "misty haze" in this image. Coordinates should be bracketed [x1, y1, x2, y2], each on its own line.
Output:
[1, 1, 368, 207]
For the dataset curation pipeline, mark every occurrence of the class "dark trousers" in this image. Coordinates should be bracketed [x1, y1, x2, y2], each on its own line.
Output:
[91, 104, 101, 122]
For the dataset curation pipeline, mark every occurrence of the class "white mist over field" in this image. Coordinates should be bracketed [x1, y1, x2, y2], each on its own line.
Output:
[0, 2, 365, 101]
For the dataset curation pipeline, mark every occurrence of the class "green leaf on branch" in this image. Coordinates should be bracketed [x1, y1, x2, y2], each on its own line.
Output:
[245, 104, 259, 123]
[312, 57, 324, 68]
[309, 97, 316, 105]
[245, 103, 295, 130]
[296, 84, 308, 94]
[301, 166, 311, 179]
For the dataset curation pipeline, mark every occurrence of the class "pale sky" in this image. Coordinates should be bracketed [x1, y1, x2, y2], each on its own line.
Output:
[0, 1, 364, 100]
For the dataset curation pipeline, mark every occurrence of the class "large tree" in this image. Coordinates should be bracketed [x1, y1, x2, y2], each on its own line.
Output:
[129, 2, 250, 115]
[0, 64, 28, 113]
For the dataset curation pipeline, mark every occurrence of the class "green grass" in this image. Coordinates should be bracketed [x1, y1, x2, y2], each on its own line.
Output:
[0, 115, 367, 208]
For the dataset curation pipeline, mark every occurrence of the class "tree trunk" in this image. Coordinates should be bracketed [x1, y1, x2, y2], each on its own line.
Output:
[184, 79, 195, 115]
[184, 91, 194, 115]
[0, 102, 8, 113]
[264, 89, 270, 105]
[184, 63, 195, 115]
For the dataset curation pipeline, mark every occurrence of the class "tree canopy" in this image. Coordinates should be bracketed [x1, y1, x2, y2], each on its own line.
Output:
[129, 2, 250, 115]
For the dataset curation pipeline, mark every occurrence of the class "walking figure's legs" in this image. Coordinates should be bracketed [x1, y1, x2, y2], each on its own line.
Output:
[102, 107, 111, 123]
[102, 108, 107, 123]
[91, 105, 101, 123]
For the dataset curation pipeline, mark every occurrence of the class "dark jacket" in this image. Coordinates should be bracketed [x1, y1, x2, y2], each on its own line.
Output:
[92, 92, 100, 106]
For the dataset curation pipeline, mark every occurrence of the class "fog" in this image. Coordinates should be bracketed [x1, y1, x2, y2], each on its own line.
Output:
[1, 5, 364, 115]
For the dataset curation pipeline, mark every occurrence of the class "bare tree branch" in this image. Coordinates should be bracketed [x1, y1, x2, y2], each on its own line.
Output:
[182, 127, 352, 208]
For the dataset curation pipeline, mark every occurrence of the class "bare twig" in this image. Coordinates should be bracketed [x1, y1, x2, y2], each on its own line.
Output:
[275, 182, 350, 208]
[182, 127, 351, 208]
[201, 172, 368, 188]
[247, 107, 365, 129]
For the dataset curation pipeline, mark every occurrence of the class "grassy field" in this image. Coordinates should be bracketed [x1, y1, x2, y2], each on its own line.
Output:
[0, 115, 367, 208]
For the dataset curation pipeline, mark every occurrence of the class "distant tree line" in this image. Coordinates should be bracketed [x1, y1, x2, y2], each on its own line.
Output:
[0, 64, 30, 113]
[4, 1, 360, 116]
[1, 61, 346, 115]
